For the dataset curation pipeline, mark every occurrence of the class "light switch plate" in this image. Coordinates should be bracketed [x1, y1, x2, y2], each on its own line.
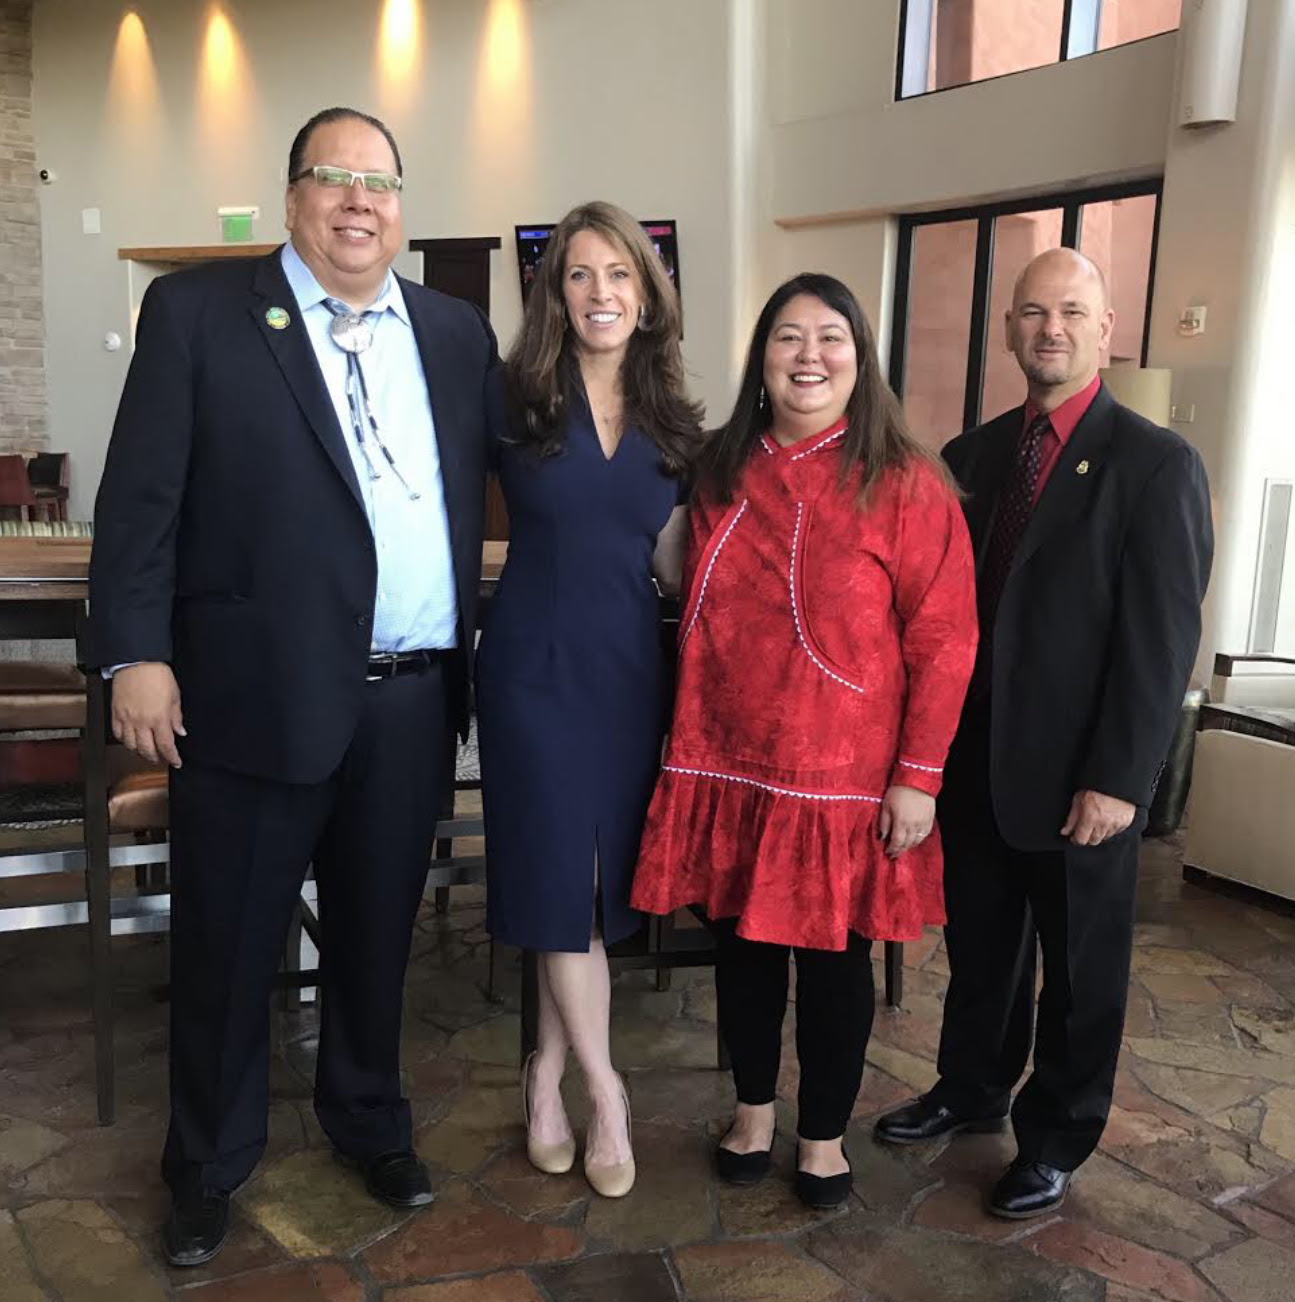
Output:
[81, 207, 101, 235]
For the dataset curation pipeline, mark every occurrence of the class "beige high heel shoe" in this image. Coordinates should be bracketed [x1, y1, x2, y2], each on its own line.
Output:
[522, 1052, 576, 1175]
[584, 1074, 635, 1198]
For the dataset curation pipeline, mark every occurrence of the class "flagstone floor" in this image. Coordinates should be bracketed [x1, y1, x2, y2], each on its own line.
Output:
[3, 831, 1295, 1301]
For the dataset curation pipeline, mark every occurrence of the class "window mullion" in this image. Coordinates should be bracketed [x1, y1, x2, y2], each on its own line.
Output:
[963, 216, 995, 431]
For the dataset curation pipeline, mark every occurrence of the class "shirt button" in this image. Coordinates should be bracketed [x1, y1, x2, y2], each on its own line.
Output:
[355, 614, 370, 629]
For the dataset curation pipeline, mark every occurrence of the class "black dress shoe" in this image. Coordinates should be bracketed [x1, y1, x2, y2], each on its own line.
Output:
[364, 1150, 434, 1208]
[715, 1131, 775, 1186]
[873, 1095, 1008, 1146]
[163, 1189, 229, 1268]
[989, 1159, 1072, 1219]
[795, 1157, 853, 1210]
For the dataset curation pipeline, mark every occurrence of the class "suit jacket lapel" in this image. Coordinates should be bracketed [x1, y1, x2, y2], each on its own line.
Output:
[959, 409, 1021, 562]
[248, 252, 365, 512]
[401, 278, 472, 608]
[1014, 384, 1117, 571]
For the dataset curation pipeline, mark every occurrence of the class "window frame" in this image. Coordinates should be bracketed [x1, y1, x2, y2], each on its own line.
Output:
[888, 178, 1163, 433]
[896, 0, 1175, 101]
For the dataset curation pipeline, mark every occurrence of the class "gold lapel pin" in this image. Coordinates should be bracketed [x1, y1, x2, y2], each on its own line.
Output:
[265, 306, 290, 331]
[1076, 460, 1090, 475]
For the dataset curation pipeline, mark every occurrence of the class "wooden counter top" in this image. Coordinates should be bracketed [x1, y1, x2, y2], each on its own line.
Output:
[0, 538, 510, 602]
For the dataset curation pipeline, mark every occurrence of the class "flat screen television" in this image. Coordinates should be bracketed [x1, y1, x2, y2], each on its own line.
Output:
[515, 219, 682, 329]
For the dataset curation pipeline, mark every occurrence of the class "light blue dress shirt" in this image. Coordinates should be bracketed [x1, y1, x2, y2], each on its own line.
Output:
[281, 241, 458, 652]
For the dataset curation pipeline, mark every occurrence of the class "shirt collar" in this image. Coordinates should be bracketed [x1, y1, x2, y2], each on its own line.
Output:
[280, 240, 409, 324]
[1024, 372, 1101, 446]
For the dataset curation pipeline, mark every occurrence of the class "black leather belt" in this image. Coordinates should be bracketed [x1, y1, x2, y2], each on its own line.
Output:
[365, 649, 452, 681]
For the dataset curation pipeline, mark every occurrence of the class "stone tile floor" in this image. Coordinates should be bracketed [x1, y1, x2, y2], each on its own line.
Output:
[3, 833, 1295, 1299]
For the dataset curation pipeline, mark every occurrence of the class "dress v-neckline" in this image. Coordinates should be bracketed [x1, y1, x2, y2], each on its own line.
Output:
[592, 418, 624, 464]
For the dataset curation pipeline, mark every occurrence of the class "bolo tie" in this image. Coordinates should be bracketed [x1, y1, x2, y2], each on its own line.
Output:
[324, 299, 421, 501]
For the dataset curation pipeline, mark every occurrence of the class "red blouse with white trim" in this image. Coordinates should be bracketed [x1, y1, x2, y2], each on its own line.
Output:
[630, 419, 978, 949]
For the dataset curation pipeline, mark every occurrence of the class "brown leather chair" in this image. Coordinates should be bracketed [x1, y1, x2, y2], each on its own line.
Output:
[0, 660, 86, 731]
[26, 453, 70, 524]
[0, 454, 46, 523]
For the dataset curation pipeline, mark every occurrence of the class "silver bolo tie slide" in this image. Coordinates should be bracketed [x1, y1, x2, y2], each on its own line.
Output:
[328, 310, 421, 501]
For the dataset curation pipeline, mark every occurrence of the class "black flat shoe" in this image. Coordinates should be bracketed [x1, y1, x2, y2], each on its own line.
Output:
[989, 1158, 1071, 1219]
[364, 1149, 434, 1208]
[163, 1189, 229, 1268]
[715, 1130, 775, 1186]
[873, 1095, 1008, 1146]
[795, 1158, 853, 1210]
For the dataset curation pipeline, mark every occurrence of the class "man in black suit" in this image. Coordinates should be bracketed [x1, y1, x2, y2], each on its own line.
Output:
[82, 108, 495, 1264]
[875, 248, 1212, 1217]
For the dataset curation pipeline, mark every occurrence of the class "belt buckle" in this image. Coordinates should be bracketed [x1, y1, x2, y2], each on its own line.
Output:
[366, 653, 397, 682]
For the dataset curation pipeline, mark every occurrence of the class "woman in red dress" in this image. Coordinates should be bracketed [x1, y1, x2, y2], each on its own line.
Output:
[632, 273, 977, 1208]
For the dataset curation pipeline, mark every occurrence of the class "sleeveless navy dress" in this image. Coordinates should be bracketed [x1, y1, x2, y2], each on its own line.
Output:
[477, 376, 682, 951]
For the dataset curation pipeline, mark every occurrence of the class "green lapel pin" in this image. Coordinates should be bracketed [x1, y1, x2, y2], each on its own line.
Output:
[265, 306, 290, 331]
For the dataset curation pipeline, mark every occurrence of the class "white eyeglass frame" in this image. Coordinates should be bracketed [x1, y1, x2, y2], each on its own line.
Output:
[291, 164, 403, 194]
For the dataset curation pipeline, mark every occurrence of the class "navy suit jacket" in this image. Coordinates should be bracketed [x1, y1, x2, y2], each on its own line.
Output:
[941, 384, 1213, 850]
[82, 249, 497, 783]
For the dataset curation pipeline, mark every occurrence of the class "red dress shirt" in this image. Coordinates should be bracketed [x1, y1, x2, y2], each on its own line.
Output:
[1024, 373, 1101, 504]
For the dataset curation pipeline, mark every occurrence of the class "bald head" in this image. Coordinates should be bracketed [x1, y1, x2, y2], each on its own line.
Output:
[1012, 248, 1109, 313]
[1005, 247, 1115, 410]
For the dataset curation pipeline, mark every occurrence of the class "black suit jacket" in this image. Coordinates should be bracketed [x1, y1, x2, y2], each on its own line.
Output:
[942, 384, 1213, 851]
[82, 249, 497, 784]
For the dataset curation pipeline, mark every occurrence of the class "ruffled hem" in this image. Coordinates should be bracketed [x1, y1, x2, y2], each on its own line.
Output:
[631, 769, 946, 949]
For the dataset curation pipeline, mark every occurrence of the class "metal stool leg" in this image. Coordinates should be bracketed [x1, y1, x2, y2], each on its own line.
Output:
[281, 902, 303, 1012]
[83, 670, 115, 1125]
[884, 940, 904, 1008]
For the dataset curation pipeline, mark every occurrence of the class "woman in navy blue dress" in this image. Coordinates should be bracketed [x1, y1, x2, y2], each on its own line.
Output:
[477, 202, 702, 1197]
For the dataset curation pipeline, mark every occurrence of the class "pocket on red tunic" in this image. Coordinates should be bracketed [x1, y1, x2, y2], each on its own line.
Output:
[789, 499, 883, 695]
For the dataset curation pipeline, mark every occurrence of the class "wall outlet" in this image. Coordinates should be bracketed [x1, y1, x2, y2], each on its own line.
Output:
[1170, 403, 1196, 423]
[1177, 305, 1207, 336]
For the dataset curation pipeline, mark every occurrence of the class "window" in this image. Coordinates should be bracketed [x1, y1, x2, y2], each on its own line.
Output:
[898, 0, 1182, 99]
[889, 181, 1162, 448]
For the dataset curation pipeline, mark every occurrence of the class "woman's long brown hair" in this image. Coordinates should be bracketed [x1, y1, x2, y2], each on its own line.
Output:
[503, 201, 703, 473]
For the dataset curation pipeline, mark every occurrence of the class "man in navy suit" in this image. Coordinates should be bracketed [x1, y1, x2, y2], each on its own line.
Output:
[875, 249, 1212, 1218]
[83, 108, 495, 1265]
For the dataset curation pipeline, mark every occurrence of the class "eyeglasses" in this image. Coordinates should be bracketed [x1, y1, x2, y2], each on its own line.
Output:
[291, 165, 403, 194]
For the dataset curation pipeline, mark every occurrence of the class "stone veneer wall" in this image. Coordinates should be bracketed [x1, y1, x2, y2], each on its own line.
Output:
[0, 0, 46, 454]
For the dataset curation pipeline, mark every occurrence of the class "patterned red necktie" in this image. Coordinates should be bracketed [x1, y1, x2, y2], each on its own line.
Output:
[971, 412, 1050, 692]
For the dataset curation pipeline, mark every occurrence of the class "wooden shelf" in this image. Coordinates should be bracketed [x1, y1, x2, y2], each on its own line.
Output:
[117, 244, 279, 263]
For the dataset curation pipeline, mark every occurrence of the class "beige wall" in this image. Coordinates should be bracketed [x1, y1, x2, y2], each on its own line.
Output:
[31, 0, 1295, 661]
[753, 0, 1177, 376]
[755, 0, 1295, 667]
[1147, 0, 1295, 660]
[33, 0, 747, 517]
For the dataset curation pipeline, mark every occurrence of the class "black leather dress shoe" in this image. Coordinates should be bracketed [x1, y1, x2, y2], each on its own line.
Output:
[364, 1150, 434, 1208]
[989, 1159, 1072, 1219]
[715, 1133, 775, 1187]
[873, 1095, 1008, 1146]
[795, 1157, 853, 1210]
[163, 1189, 229, 1267]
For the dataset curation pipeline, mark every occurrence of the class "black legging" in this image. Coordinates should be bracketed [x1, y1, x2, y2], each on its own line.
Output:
[708, 916, 875, 1141]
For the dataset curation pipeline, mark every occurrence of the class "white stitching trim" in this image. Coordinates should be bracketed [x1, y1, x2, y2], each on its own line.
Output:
[898, 759, 943, 774]
[680, 499, 748, 648]
[662, 764, 883, 803]
[789, 427, 846, 461]
[759, 436, 776, 454]
[789, 502, 866, 696]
